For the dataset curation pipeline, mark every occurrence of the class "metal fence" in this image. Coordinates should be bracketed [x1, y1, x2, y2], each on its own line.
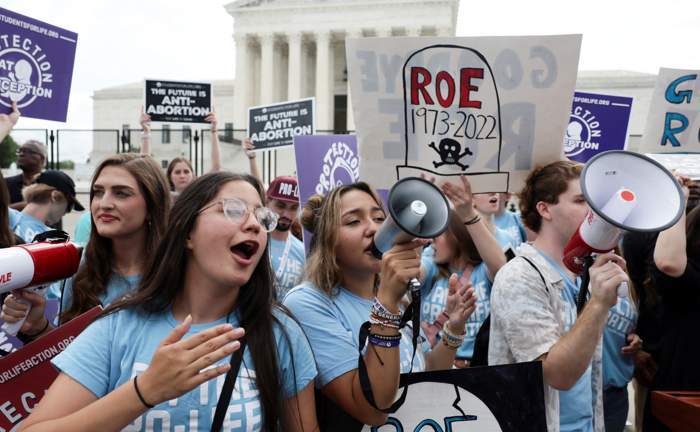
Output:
[9, 128, 355, 183]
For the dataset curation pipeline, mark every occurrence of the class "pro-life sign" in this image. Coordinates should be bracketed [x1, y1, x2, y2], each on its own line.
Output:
[564, 91, 633, 163]
[145, 79, 211, 123]
[248, 98, 314, 150]
[0, 7, 78, 122]
[0, 306, 101, 431]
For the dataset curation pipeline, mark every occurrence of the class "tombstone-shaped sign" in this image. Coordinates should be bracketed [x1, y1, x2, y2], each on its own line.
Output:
[347, 35, 582, 193]
[398, 45, 509, 191]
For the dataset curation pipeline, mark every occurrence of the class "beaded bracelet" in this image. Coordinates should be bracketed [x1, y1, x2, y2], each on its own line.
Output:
[370, 333, 401, 341]
[369, 335, 401, 348]
[372, 297, 402, 320]
[440, 321, 465, 349]
[369, 314, 401, 329]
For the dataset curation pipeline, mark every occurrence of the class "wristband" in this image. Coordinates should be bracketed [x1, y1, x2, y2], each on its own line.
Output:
[133, 375, 155, 409]
[369, 335, 401, 348]
[464, 214, 481, 226]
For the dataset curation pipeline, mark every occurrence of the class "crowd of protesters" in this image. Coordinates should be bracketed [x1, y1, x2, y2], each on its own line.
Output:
[1, 96, 698, 432]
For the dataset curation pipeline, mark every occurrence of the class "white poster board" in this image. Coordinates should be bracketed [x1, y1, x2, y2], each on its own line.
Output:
[346, 35, 582, 193]
[640, 68, 700, 154]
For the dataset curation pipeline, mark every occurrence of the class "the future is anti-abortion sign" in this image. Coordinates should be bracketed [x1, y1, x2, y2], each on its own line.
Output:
[346, 35, 581, 193]
[145, 79, 211, 123]
[0, 7, 78, 122]
[249, 98, 314, 150]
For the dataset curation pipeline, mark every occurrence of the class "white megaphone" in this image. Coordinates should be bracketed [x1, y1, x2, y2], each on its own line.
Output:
[370, 177, 450, 261]
[0, 241, 81, 335]
[563, 150, 685, 310]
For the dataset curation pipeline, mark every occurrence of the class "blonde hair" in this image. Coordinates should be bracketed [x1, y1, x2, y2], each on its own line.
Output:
[300, 182, 384, 295]
[22, 183, 64, 205]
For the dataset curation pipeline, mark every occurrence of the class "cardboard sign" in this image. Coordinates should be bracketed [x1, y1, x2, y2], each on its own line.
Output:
[293, 134, 360, 252]
[346, 35, 581, 193]
[248, 98, 314, 150]
[323, 362, 546, 431]
[564, 91, 633, 163]
[0, 7, 78, 122]
[145, 79, 211, 123]
[0, 306, 101, 430]
[640, 68, 700, 153]
[646, 153, 700, 180]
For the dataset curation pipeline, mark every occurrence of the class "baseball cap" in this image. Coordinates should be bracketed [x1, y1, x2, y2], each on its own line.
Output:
[266, 176, 299, 204]
[35, 170, 85, 212]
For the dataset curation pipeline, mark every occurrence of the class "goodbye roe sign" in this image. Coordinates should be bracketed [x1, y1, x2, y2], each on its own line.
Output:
[145, 79, 211, 123]
[0, 7, 78, 122]
[346, 35, 581, 193]
[640, 68, 700, 153]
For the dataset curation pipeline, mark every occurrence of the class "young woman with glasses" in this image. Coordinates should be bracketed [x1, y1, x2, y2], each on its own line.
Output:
[20, 172, 318, 432]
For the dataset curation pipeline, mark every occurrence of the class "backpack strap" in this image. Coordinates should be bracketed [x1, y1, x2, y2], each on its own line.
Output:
[210, 339, 247, 432]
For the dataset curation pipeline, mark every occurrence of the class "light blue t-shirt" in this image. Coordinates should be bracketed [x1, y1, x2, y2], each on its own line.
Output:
[8, 209, 50, 242]
[494, 225, 521, 253]
[538, 252, 593, 432]
[420, 256, 491, 359]
[47, 273, 140, 324]
[52, 307, 316, 431]
[7, 208, 20, 230]
[73, 212, 92, 246]
[269, 235, 306, 298]
[494, 210, 527, 243]
[283, 282, 429, 387]
[602, 297, 638, 389]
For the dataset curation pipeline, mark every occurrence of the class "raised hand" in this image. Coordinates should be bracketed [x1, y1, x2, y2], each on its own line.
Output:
[441, 175, 477, 221]
[242, 137, 256, 159]
[137, 315, 245, 405]
[0, 101, 20, 141]
[444, 273, 477, 334]
[205, 112, 218, 133]
[139, 106, 151, 133]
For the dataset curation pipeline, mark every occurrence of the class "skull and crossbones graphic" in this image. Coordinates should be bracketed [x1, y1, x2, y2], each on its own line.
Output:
[429, 138, 473, 170]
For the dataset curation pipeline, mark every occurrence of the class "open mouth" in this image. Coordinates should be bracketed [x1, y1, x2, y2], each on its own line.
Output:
[230, 240, 259, 261]
[489, 196, 498, 205]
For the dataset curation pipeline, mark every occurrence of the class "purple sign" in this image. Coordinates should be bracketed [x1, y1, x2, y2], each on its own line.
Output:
[293, 135, 360, 252]
[0, 8, 78, 122]
[564, 92, 633, 163]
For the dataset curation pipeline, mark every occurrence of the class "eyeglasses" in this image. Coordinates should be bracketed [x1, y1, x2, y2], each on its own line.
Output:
[199, 197, 278, 232]
[16, 148, 42, 157]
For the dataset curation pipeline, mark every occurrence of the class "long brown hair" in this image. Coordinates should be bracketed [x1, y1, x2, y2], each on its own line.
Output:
[166, 157, 195, 191]
[436, 210, 482, 279]
[0, 177, 15, 248]
[300, 182, 384, 295]
[104, 172, 285, 431]
[62, 154, 170, 322]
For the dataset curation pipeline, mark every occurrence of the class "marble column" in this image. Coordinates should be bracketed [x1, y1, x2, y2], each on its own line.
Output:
[315, 30, 331, 130]
[260, 32, 275, 104]
[287, 31, 302, 101]
[346, 29, 362, 131]
[233, 33, 251, 129]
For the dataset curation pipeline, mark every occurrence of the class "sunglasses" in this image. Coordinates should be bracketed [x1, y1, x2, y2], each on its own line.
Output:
[16, 148, 43, 157]
[199, 197, 278, 232]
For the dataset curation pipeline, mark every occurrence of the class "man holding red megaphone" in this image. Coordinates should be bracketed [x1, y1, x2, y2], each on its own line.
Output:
[489, 160, 629, 432]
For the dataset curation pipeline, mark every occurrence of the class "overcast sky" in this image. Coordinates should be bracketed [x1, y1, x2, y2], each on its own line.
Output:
[4, 0, 700, 161]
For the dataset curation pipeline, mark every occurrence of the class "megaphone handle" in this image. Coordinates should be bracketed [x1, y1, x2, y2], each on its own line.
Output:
[1, 286, 47, 337]
[1, 297, 30, 336]
[576, 256, 595, 315]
